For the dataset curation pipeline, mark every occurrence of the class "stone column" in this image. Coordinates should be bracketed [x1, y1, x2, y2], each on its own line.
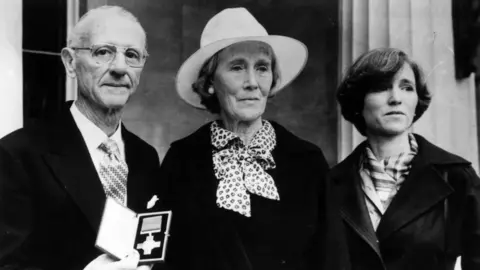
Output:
[66, 0, 80, 101]
[0, 1, 23, 137]
[339, 0, 479, 172]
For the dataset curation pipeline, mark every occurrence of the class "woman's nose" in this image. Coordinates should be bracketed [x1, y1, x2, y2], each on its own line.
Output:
[388, 87, 402, 104]
[244, 68, 259, 90]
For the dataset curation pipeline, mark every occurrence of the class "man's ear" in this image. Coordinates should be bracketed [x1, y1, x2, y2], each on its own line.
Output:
[61, 47, 77, 78]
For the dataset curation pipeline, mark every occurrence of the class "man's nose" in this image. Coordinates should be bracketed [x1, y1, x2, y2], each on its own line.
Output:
[109, 52, 129, 75]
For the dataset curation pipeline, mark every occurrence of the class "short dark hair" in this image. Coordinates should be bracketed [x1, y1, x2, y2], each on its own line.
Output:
[337, 48, 432, 136]
[192, 41, 280, 114]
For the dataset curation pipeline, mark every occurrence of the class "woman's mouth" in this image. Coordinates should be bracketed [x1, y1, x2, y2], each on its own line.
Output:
[385, 111, 404, 116]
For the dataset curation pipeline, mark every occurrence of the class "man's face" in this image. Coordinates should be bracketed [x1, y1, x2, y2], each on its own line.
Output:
[73, 16, 146, 110]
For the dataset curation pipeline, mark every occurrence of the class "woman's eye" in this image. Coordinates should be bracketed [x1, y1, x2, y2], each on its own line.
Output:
[370, 87, 388, 93]
[231, 65, 243, 71]
[257, 65, 269, 72]
[404, 85, 415, 92]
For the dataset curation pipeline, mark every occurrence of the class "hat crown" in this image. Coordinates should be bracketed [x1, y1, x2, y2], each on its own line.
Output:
[200, 8, 268, 47]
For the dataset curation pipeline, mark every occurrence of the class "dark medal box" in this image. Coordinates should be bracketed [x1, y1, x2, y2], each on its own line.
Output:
[95, 197, 172, 263]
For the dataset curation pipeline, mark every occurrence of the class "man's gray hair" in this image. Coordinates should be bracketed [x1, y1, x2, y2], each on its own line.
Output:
[67, 5, 147, 49]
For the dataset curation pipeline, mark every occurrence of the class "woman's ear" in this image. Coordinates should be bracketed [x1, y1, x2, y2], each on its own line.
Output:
[268, 86, 276, 98]
[61, 47, 77, 78]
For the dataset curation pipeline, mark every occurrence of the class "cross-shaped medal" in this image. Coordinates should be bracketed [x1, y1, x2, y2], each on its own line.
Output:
[137, 234, 161, 255]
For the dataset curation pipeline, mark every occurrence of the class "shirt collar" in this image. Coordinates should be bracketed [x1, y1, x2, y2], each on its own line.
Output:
[363, 133, 419, 165]
[70, 102, 123, 155]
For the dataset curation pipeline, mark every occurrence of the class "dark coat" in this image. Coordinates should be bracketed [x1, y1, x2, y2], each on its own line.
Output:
[158, 121, 329, 270]
[0, 102, 161, 270]
[326, 134, 480, 270]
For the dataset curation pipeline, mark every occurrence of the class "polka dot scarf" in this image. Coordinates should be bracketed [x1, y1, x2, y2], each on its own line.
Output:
[211, 120, 279, 217]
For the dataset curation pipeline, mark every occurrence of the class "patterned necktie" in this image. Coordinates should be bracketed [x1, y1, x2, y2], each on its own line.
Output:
[98, 139, 128, 205]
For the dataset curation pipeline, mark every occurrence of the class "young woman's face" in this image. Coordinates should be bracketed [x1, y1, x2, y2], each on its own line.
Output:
[362, 63, 419, 137]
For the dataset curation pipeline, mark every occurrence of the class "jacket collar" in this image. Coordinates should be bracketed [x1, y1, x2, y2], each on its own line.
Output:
[376, 134, 468, 240]
[43, 101, 157, 231]
[176, 120, 320, 155]
[331, 134, 469, 260]
[332, 134, 469, 177]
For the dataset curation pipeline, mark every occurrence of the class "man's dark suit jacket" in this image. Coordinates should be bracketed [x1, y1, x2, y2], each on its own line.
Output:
[0, 102, 161, 270]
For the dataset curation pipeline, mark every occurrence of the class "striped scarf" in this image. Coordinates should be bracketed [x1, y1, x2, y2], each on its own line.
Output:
[364, 133, 418, 211]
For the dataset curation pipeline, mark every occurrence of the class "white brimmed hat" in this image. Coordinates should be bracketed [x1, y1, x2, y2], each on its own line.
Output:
[175, 7, 308, 109]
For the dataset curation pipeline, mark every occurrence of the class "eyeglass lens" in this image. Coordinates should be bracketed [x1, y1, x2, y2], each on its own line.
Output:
[92, 44, 145, 66]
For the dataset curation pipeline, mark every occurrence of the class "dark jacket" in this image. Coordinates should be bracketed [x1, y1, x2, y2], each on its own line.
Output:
[158, 121, 329, 270]
[327, 134, 480, 270]
[0, 102, 161, 270]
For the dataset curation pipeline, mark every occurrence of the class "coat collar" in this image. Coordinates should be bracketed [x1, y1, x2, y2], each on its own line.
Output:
[170, 120, 322, 217]
[376, 134, 468, 241]
[331, 134, 469, 258]
[175, 120, 320, 155]
[331, 134, 469, 178]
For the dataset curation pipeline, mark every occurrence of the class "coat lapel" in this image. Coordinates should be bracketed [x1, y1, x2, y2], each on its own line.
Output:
[332, 144, 382, 258]
[375, 136, 458, 241]
[123, 127, 161, 213]
[42, 107, 106, 231]
[177, 123, 219, 211]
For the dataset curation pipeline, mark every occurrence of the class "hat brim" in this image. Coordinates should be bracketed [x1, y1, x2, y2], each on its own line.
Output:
[175, 35, 308, 109]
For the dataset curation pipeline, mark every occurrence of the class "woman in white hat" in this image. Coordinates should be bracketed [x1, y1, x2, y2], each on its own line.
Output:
[159, 7, 329, 270]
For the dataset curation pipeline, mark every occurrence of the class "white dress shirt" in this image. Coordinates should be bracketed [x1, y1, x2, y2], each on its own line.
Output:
[70, 102, 126, 175]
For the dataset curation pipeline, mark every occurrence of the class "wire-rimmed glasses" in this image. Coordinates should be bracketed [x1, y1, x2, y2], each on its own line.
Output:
[71, 43, 149, 67]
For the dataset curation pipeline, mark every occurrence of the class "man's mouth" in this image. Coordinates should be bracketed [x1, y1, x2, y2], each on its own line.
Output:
[103, 83, 129, 88]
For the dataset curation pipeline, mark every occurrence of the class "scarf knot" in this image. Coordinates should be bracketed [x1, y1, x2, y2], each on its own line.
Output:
[211, 120, 279, 217]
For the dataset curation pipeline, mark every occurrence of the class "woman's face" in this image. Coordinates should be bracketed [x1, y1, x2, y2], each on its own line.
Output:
[362, 63, 419, 137]
[213, 41, 273, 123]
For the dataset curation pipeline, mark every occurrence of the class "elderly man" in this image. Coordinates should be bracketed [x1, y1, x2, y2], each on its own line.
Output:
[0, 5, 160, 270]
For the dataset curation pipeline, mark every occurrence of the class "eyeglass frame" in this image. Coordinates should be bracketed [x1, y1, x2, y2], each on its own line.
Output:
[70, 43, 149, 68]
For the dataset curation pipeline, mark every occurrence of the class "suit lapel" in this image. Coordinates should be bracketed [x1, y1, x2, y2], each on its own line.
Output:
[336, 163, 382, 257]
[331, 143, 383, 261]
[123, 127, 159, 213]
[43, 108, 106, 231]
[376, 152, 453, 241]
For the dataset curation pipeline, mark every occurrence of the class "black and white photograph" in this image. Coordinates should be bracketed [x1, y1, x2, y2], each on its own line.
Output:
[0, 0, 479, 269]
